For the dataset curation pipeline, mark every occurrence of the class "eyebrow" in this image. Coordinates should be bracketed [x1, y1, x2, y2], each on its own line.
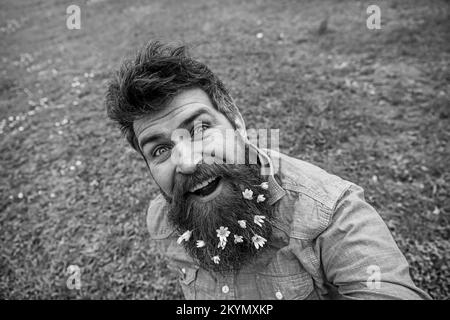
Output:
[139, 108, 211, 151]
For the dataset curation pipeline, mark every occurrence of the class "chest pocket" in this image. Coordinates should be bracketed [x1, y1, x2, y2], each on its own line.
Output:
[256, 272, 315, 300]
[177, 265, 218, 300]
[178, 265, 198, 300]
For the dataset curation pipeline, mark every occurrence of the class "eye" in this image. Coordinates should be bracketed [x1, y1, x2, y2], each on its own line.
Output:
[152, 145, 171, 157]
[191, 123, 210, 137]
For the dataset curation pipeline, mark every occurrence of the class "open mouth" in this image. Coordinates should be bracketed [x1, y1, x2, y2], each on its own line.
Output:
[188, 176, 223, 201]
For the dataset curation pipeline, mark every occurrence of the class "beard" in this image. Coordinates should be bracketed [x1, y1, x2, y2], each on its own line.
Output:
[167, 162, 274, 273]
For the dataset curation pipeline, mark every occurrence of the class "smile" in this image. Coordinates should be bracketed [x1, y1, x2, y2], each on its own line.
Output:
[188, 176, 223, 201]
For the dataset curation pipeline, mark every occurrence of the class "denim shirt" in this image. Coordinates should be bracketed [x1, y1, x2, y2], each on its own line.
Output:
[146, 149, 431, 300]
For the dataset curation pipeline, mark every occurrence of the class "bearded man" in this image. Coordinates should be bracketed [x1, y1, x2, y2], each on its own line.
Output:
[105, 41, 430, 300]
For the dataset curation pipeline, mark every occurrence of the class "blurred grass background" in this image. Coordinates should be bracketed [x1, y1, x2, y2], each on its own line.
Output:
[0, 0, 449, 299]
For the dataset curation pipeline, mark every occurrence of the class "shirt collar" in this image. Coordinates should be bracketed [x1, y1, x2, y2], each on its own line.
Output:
[247, 142, 286, 206]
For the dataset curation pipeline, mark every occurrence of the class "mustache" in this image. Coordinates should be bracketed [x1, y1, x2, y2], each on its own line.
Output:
[172, 163, 250, 201]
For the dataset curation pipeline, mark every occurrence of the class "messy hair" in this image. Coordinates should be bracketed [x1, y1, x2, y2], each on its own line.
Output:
[105, 40, 239, 150]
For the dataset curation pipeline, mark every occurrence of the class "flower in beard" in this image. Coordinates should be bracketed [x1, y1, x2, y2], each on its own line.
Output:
[218, 240, 226, 250]
[212, 255, 220, 264]
[254, 215, 266, 227]
[217, 226, 230, 250]
[237, 220, 247, 228]
[260, 182, 269, 190]
[216, 226, 230, 242]
[234, 234, 244, 244]
[252, 234, 267, 249]
[242, 189, 253, 200]
[257, 194, 266, 203]
[196, 240, 205, 248]
[177, 230, 192, 244]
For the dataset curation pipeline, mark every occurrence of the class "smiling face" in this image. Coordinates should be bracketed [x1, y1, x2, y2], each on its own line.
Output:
[134, 88, 274, 272]
[134, 88, 240, 200]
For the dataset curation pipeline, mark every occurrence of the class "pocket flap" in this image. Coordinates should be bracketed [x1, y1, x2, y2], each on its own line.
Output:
[179, 266, 199, 286]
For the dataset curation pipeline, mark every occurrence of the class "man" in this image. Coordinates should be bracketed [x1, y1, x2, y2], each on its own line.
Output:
[105, 41, 430, 300]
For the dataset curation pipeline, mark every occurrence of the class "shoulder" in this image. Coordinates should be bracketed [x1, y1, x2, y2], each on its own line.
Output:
[267, 150, 354, 239]
[146, 193, 176, 240]
[268, 149, 352, 208]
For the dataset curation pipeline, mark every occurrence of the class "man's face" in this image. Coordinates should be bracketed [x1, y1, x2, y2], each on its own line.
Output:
[134, 88, 273, 272]
[134, 88, 236, 198]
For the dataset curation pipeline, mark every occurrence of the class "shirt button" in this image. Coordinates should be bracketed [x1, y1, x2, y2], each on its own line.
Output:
[275, 291, 283, 300]
[181, 268, 186, 274]
[222, 285, 229, 294]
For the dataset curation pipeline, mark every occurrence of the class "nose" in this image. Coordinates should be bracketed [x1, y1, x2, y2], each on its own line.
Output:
[172, 140, 202, 174]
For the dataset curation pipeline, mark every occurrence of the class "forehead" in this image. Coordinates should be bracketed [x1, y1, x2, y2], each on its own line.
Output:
[133, 88, 216, 139]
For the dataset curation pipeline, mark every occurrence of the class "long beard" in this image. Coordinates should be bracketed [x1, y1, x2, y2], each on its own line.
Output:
[168, 163, 274, 273]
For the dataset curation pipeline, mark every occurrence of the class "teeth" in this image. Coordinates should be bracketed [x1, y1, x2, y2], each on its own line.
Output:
[190, 177, 217, 193]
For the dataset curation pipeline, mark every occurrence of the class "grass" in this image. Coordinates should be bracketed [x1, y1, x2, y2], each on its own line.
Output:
[0, 0, 449, 299]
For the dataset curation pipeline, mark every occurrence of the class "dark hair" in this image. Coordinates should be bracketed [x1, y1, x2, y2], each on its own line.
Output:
[105, 41, 239, 150]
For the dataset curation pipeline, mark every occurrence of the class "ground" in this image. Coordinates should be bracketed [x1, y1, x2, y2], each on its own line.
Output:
[0, 0, 449, 299]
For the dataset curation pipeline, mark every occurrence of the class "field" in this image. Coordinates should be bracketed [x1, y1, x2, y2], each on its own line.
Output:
[0, 0, 449, 299]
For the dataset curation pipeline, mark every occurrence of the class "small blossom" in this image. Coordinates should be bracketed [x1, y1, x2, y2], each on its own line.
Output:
[242, 189, 253, 200]
[212, 255, 220, 264]
[196, 240, 205, 248]
[260, 182, 269, 190]
[177, 230, 192, 244]
[75, 160, 82, 166]
[252, 234, 267, 249]
[216, 226, 230, 242]
[254, 215, 266, 227]
[237, 220, 247, 228]
[257, 194, 266, 203]
[17, 192, 24, 199]
[217, 239, 226, 250]
[234, 235, 244, 244]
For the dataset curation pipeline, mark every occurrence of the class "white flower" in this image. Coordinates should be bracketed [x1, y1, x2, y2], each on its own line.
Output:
[217, 240, 226, 250]
[196, 240, 205, 248]
[242, 189, 253, 200]
[177, 230, 192, 244]
[257, 194, 266, 203]
[216, 226, 230, 242]
[252, 234, 267, 249]
[212, 255, 220, 264]
[237, 220, 247, 228]
[234, 235, 244, 244]
[260, 182, 269, 190]
[254, 215, 266, 227]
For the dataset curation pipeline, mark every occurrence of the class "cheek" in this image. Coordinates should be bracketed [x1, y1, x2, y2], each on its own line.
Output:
[150, 163, 175, 195]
